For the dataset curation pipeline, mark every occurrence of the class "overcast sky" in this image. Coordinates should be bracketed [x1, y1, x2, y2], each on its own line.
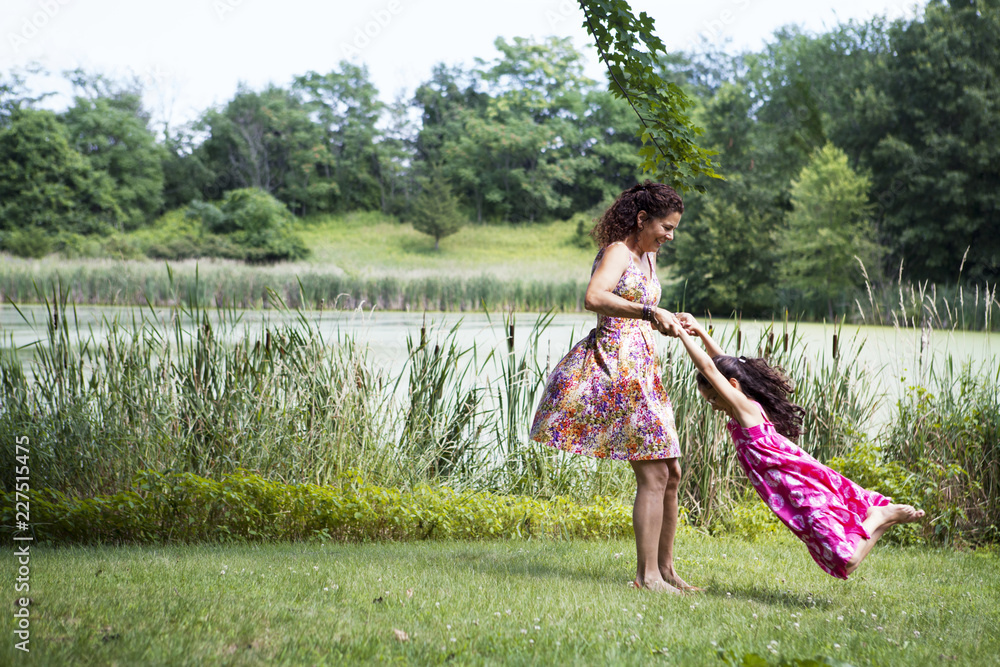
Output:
[3, 0, 923, 128]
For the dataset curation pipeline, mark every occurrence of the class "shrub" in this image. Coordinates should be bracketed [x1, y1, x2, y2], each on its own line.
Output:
[569, 212, 597, 249]
[0, 470, 638, 545]
[883, 365, 1000, 544]
[218, 188, 309, 263]
[138, 192, 310, 263]
[828, 441, 974, 546]
[1, 227, 52, 257]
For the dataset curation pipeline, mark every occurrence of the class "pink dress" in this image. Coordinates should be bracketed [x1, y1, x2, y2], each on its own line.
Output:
[529, 243, 681, 460]
[727, 404, 890, 579]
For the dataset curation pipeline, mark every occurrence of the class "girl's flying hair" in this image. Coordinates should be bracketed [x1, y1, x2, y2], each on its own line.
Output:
[696, 355, 806, 441]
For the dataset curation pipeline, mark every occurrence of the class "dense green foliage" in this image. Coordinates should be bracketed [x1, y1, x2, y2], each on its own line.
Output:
[1, 469, 633, 544]
[0, 109, 120, 240]
[578, 0, 722, 193]
[1, 0, 998, 318]
[780, 144, 879, 319]
[61, 70, 166, 230]
[863, 0, 1000, 284]
[139, 189, 309, 262]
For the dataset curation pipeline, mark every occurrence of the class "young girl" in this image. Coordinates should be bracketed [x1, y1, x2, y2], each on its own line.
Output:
[675, 313, 924, 579]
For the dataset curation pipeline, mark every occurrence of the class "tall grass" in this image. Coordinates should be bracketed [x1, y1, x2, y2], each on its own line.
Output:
[882, 358, 1000, 543]
[852, 258, 1000, 332]
[0, 256, 587, 312]
[2, 275, 997, 541]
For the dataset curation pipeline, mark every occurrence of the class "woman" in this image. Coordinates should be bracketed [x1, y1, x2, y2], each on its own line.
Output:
[530, 181, 697, 593]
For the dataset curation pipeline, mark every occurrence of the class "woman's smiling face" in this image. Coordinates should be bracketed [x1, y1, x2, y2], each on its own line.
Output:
[637, 210, 681, 253]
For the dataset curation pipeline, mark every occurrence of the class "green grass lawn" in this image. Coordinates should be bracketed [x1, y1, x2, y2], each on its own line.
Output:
[296, 211, 600, 282]
[4, 533, 998, 666]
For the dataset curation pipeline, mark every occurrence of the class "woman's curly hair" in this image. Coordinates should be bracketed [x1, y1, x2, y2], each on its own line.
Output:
[696, 356, 807, 441]
[591, 180, 684, 248]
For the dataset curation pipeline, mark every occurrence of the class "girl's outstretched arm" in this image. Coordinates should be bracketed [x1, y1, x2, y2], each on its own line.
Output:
[677, 313, 724, 357]
[676, 327, 763, 429]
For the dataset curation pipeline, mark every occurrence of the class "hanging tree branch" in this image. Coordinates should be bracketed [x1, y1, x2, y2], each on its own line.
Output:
[577, 0, 723, 193]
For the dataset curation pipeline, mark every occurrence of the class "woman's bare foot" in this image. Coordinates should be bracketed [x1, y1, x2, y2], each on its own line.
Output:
[660, 569, 704, 592]
[633, 577, 685, 594]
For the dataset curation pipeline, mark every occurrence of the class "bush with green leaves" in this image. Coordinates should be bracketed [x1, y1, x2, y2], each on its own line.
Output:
[137, 189, 309, 262]
[1, 227, 52, 258]
[827, 441, 975, 547]
[203, 188, 308, 262]
[0, 469, 636, 544]
[882, 363, 1000, 545]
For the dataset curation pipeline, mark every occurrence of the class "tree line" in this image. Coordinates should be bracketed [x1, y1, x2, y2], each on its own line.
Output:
[0, 0, 997, 316]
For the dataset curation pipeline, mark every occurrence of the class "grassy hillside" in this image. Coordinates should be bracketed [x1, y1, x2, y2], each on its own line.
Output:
[297, 211, 601, 282]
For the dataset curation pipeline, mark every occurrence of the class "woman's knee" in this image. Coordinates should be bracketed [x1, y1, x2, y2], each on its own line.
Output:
[633, 460, 669, 491]
[665, 459, 682, 489]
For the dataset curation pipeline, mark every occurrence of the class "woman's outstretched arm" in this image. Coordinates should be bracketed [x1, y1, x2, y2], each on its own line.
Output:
[585, 244, 679, 335]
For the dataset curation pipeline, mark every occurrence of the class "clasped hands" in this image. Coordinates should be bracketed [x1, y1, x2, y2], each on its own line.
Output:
[650, 309, 699, 338]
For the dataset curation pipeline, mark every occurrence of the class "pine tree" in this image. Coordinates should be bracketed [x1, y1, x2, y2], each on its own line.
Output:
[409, 170, 465, 251]
[780, 143, 880, 319]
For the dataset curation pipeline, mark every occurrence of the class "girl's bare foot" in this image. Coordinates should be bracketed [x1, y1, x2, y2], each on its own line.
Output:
[867, 503, 925, 528]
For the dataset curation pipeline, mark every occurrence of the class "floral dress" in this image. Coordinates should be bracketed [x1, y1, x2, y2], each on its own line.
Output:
[529, 242, 681, 460]
[727, 404, 891, 579]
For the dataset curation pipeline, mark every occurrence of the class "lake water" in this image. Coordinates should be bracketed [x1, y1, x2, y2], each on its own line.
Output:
[3, 304, 998, 430]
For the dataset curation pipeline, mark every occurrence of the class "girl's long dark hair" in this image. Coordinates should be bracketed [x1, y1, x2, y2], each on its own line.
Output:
[696, 355, 806, 441]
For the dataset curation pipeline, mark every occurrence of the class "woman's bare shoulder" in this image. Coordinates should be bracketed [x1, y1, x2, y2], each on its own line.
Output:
[590, 242, 631, 279]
